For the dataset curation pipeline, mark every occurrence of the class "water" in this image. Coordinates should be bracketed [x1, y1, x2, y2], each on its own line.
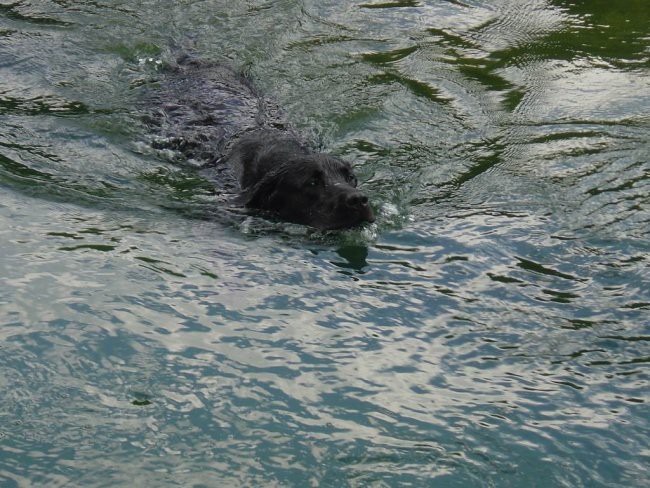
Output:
[1, 1, 648, 486]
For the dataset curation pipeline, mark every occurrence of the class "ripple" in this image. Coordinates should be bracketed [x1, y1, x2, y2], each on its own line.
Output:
[361, 44, 419, 64]
[360, 1, 421, 8]
[466, 0, 568, 53]
[0, 2, 71, 27]
[0, 94, 100, 117]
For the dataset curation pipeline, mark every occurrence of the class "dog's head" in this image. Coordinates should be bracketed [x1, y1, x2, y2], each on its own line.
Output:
[238, 148, 375, 230]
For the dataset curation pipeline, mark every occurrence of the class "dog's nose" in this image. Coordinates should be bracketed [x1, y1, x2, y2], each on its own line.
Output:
[346, 193, 369, 208]
[344, 191, 375, 223]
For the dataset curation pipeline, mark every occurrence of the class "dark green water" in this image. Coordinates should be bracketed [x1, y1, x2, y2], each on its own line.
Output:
[1, 1, 649, 486]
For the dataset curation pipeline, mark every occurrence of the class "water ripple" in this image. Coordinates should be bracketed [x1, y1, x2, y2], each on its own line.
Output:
[1, 0, 649, 486]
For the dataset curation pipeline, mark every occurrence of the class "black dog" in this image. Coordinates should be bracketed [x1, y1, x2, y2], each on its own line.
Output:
[147, 56, 374, 230]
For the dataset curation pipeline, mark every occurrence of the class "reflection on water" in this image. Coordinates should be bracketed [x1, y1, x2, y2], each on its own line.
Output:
[1, 0, 649, 486]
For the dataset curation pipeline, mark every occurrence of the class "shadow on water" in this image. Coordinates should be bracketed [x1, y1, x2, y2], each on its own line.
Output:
[550, 0, 650, 64]
[332, 245, 370, 272]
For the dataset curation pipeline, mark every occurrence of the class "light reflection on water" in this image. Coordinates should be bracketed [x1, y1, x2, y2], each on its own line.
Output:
[1, 0, 649, 486]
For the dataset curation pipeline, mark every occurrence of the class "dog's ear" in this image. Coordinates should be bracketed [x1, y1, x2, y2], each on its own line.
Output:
[236, 170, 283, 210]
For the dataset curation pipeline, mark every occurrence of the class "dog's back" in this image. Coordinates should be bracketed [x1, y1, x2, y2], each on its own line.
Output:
[145, 56, 290, 168]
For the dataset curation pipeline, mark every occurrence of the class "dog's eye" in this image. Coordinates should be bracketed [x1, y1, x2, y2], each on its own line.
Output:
[307, 172, 324, 188]
[347, 174, 358, 187]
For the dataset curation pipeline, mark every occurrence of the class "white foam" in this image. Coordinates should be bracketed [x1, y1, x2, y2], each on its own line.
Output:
[380, 202, 399, 218]
[137, 57, 163, 68]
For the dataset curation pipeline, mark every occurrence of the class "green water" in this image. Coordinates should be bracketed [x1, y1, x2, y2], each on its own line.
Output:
[1, 1, 649, 486]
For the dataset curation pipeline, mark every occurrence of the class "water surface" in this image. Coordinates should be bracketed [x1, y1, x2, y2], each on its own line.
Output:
[1, 1, 649, 486]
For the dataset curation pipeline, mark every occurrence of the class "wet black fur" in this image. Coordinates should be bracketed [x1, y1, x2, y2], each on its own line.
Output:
[230, 131, 374, 229]
[146, 55, 374, 230]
